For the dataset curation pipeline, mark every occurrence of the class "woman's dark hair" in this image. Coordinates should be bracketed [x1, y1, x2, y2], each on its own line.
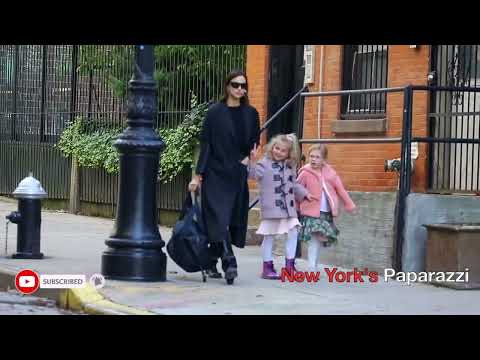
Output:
[220, 69, 250, 105]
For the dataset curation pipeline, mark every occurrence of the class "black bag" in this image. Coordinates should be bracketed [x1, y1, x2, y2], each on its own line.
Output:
[166, 192, 210, 282]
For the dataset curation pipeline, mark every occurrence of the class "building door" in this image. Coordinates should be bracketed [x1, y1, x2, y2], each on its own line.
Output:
[429, 45, 480, 192]
[267, 45, 305, 140]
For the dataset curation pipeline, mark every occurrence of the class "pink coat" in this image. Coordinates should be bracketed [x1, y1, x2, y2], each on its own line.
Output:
[296, 163, 356, 218]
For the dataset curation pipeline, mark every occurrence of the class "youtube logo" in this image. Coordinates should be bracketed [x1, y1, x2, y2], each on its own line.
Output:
[20, 276, 36, 287]
[15, 269, 40, 295]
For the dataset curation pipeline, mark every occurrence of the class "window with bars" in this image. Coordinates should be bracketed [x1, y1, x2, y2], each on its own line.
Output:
[341, 45, 388, 118]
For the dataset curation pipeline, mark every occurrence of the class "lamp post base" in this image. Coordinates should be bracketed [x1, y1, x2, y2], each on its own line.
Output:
[102, 248, 167, 282]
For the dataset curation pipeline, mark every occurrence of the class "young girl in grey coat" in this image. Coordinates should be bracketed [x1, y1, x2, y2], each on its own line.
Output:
[249, 134, 315, 279]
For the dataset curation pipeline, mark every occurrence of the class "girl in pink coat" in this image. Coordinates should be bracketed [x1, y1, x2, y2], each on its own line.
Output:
[297, 144, 357, 270]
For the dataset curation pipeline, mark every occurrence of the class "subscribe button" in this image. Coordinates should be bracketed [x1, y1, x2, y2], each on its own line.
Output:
[40, 275, 86, 289]
[15, 270, 106, 295]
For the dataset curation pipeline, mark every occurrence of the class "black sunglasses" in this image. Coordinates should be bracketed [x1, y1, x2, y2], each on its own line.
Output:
[230, 81, 247, 90]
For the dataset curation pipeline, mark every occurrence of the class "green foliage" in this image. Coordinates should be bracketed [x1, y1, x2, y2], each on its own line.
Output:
[158, 94, 209, 183]
[59, 44, 245, 182]
[56, 96, 209, 183]
[56, 118, 122, 174]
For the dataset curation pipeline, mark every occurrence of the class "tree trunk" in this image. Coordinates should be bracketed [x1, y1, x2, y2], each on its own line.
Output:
[69, 156, 81, 214]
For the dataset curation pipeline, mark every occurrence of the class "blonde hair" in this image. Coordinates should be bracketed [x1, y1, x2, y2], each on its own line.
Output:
[308, 144, 328, 166]
[264, 133, 301, 167]
[308, 144, 328, 162]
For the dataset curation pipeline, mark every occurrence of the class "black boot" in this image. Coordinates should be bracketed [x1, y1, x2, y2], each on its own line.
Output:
[206, 263, 222, 279]
[224, 267, 237, 285]
[221, 236, 238, 285]
[207, 243, 223, 279]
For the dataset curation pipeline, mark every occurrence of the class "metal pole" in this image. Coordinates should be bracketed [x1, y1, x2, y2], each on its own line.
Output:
[405, 87, 414, 197]
[412, 136, 480, 144]
[300, 137, 402, 144]
[40, 45, 47, 143]
[261, 85, 307, 133]
[11, 45, 19, 141]
[101, 45, 167, 281]
[302, 86, 406, 97]
[70, 45, 79, 125]
[87, 69, 93, 122]
[394, 85, 413, 272]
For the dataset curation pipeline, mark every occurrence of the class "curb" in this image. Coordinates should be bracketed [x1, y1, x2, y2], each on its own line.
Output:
[59, 285, 156, 315]
[0, 267, 156, 315]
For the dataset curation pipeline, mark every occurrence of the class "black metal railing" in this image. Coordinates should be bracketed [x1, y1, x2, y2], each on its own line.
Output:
[297, 85, 480, 271]
[425, 86, 480, 193]
[429, 45, 480, 193]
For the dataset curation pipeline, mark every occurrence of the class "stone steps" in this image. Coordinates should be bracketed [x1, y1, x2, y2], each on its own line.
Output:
[245, 226, 263, 246]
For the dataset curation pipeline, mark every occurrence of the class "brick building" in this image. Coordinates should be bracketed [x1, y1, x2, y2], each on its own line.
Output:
[245, 45, 480, 272]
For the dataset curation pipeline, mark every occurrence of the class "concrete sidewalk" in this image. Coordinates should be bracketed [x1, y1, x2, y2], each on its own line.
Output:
[1, 198, 480, 315]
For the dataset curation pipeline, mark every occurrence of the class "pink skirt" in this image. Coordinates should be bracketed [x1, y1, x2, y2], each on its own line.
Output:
[256, 218, 301, 235]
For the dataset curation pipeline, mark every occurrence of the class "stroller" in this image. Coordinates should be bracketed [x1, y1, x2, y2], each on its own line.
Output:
[166, 191, 211, 282]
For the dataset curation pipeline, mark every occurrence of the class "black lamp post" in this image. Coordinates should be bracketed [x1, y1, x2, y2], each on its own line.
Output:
[101, 45, 167, 281]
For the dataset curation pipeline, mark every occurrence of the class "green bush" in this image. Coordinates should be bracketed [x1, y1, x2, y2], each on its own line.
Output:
[158, 95, 209, 183]
[56, 95, 209, 183]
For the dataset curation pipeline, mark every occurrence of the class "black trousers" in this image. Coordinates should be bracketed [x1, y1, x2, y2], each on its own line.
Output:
[208, 230, 237, 272]
[202, 165, 249, 272]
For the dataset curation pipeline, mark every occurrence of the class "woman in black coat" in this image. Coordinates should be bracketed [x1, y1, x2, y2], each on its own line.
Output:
[189, 70, 260, 285]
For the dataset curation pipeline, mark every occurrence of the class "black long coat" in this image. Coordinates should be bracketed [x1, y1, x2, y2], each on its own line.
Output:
[196, 101, 260, 248]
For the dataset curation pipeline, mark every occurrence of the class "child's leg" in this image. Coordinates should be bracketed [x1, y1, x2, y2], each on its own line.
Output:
[285, 227, 298, 260]
[261, 235, 280, 279]
[261, 235, 274, 262]
[307, 239, 319, 270]
[312, 234, 327, 267]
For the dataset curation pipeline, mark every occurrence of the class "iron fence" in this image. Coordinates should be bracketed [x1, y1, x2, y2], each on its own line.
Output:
[298, 84, 480, 271]
[0, 45, 246, 213]
[429, 45, 480, 192]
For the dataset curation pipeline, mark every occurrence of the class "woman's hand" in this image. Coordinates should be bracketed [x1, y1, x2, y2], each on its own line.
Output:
[188, 175, 202, 192]
[305, 193, 318, 202]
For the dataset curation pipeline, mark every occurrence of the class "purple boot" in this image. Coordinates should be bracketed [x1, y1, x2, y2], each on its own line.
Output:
[262, 261, 280, 280]
[285, 258, 298, 274]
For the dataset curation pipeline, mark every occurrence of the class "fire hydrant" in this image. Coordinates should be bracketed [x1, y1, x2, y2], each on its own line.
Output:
[5, 173, 47, 259]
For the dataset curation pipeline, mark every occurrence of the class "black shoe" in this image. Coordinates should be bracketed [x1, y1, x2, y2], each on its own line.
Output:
[206, 266, 222, 279]
[224, 268, 237, 285]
